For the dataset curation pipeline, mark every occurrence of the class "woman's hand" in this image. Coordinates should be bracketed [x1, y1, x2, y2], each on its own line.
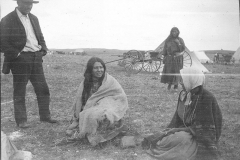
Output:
[162, 128, 171, 132]
[166, 127, 191, 136]
[174, 38, 181, 45]
[166, 128, 179, 135]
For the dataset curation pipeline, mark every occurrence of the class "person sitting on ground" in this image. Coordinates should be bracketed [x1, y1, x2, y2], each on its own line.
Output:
[66, 57, 129, 146]
[145, 67, 222, 160]
[1, 131, 32, 160]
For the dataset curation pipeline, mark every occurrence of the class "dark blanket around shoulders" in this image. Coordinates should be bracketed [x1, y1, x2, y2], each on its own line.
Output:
[167, 88, 222, 148]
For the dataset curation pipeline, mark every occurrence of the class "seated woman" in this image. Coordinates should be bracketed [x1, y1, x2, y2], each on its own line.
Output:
[66, 57, 128, 146]
[145, 67, 222, 160]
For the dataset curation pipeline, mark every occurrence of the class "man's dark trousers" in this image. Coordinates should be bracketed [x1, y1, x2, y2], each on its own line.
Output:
[11, 51, 50, 125]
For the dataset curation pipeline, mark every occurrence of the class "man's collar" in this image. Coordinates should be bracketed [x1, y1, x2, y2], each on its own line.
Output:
[16, 7, 29, 18]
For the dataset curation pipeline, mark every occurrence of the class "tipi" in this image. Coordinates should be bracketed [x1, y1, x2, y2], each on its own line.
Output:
[193, 51, 212, 63]
[233, 47, 240, 63]
[155, 40, 209, 73]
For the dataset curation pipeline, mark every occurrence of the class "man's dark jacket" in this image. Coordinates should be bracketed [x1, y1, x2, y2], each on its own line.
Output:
[0, 9, 48, 59]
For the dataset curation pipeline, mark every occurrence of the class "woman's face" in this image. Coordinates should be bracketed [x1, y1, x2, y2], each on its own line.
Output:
[171, 29, 179, 38]
[92, 62, 104, 78]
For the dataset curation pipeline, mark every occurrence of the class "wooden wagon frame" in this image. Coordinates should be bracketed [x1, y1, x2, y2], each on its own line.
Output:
[105, 50, 192, 74]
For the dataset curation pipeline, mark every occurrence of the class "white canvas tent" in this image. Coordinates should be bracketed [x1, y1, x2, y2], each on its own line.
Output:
[233, 47, 240, 63]
[73, 49, 86, 55]
[193, 51, 212, 63]
[155, 40, 209, 73]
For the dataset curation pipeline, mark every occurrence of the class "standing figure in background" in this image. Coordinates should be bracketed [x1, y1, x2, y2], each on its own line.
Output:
[214, 53, 220, 63]
[161, 27, 185, 91]
[0, 0, 57, 128]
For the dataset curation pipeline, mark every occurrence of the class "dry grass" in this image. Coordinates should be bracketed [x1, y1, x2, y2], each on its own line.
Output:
[1, 51, 240, 160]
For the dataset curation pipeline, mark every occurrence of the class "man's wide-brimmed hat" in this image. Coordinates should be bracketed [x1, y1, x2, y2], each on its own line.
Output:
[13, 0, 39, 3]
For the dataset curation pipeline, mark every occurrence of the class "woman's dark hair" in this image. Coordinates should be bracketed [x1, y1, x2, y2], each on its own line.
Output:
[82, 57, 106, 106]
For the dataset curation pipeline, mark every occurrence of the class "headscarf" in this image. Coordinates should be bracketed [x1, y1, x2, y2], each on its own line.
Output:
[180, 67, 205, 105]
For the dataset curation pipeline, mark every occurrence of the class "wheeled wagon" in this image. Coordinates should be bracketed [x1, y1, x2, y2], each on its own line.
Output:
[106, 50, 192, 74]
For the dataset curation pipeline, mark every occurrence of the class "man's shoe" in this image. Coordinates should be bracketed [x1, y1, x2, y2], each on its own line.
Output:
[40, 118, 57, 123]
[17, 122, 30, 128]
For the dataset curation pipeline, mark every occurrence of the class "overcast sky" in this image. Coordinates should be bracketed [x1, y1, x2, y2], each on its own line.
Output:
[1, 0, 239, 51]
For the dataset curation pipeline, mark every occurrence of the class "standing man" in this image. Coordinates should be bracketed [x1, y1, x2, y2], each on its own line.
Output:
[0, 0, 57, 128]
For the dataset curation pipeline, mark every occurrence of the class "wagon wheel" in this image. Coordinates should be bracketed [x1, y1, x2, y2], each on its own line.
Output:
[142, 50, 162, 72]
[174, 51, 192, 68]
[182, 51, 192, 68]
[124, 50, 143, 74]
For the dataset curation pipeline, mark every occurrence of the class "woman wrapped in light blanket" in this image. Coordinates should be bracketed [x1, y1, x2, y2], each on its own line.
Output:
[66, 57, 129, 146]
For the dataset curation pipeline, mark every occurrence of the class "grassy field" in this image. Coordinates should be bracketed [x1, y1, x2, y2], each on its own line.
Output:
[1, 50, 240, 160]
